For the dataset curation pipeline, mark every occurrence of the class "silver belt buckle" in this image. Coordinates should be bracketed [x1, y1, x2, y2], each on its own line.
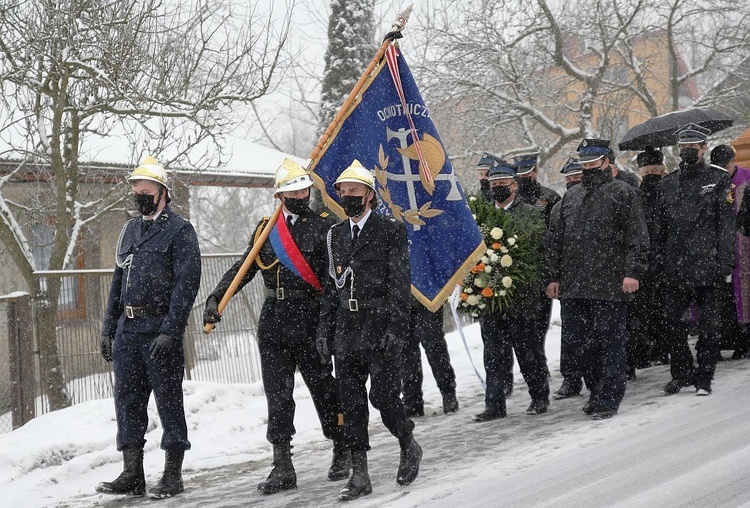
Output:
[276, 287, 285, 300]
[348, 299, 359, 312]
[125, 306, 135, 319]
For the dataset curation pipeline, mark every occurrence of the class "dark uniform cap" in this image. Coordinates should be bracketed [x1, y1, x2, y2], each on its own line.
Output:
[636, 146, 664, 167]
[488, 159, 517, 181]
[576, 138, 610, 162]
[676, 123, 710, 144]
[710, 144, 736, 167]
[561, 158, 583, 175]
[512, 152, 539, 175]
[477, 152, 496, 169]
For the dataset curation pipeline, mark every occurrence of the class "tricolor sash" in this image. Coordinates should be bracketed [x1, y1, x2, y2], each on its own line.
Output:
[268, 217, 322, 292]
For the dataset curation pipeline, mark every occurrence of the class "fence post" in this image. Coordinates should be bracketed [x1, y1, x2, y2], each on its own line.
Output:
[8, 294, 35, 429]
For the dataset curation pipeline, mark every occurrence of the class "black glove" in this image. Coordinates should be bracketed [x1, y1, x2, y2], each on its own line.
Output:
[149, 334, 177, 362]
[203, 296, 222, 325]
[379, 333, 402, 354]
[100, 335, 113, 363]
[316, 336, 331, 364]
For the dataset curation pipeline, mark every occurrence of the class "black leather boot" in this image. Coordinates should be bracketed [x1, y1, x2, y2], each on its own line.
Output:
[328, 441, 351, 481]
[442, 391, 459, 414]
[95, 448, 146, 496]
[148, 450, 185, 499]
[257, 442, 297, 495]
[396, 436, 423, 486]
[339, 450, 372, 500]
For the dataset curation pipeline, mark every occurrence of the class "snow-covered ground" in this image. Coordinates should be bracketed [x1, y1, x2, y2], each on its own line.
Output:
[3, 301, 750, 507]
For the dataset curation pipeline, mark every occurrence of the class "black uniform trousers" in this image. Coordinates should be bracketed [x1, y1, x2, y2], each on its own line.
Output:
[561, 299, 628, 411]
[558, 311, 584, 384]
[665, 285, 723, 386]
[478, 313, 550, 412]
[628, 276, 669, 366]
[401, 304, 457, 411]
[336, 348, 415, 452]
[716, 281, 749, 352]
[257, 297, 340, 445]
[114, 330, 189, 452]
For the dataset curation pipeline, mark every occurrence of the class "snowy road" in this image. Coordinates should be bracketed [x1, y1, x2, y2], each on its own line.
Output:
[64, 358, 750, 508]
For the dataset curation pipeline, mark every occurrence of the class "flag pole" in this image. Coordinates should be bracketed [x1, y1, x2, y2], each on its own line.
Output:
[203, 5, 413, 334]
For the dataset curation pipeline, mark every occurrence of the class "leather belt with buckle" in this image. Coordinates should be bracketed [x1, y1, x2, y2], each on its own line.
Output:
[266, 287, 318, 300]
[124, 305, 168, 319]
[340, 296, 387, 312]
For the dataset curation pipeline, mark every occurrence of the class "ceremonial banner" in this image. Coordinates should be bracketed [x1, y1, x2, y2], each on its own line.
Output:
[310, 45, 485, 311]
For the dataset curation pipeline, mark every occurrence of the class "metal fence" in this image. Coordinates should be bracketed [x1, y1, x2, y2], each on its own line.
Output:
[0, 253, 264, 433]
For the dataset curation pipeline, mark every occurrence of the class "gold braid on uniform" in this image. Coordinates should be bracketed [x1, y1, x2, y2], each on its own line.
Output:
[252, 217, 280, 271]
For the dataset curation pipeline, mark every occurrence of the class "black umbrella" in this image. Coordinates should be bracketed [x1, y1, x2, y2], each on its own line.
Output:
[617, 107, 734, 151]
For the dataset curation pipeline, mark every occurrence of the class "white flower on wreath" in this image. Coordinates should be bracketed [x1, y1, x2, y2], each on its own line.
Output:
[478, 303, 486, 309]
[467, 295, 479, 306]
[465, 287, 473, 294]
[502, 276, 513, 288]
[499, 289, 507, 296]
[507, 237, 516, 246]
[474, 277, 487, 287]
[490, 227, 503, 240]
[484, 265, 492, 273]
[500, 254, 513, 268]
[469, 196, 477, 202]
[481, 256, 489, 264]
[489, 253, 499, 262]
[486, 249, 494, 255]
[500, 247, 509, 254]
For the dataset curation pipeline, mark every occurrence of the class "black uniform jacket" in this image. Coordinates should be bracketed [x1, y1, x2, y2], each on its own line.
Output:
[317, 213, 411, 354]
[547, 171, 649, 302]
[102, 206, 202, 339]
[518, 181, 561, 227]
[210, 210, 335, 301]
[654, 161, 735, 288]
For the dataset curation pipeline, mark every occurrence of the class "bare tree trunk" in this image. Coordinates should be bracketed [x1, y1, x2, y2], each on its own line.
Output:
[33, 279, 71, 411]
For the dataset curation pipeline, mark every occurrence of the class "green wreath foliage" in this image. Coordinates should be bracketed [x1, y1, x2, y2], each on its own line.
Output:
[458, 195, 546, 317]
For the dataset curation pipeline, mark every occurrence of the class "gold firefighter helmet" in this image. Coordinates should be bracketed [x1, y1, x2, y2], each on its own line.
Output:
[274, 158, 313, 195]
[333, 159, 375, 191]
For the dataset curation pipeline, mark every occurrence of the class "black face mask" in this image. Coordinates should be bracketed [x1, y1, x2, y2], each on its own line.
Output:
[640, 174, 662, 191]
[517, 178, 536, 194]
[679, 147, 701, 165]
[491, 185, 513, 203]
[284, 195, 310, 216]
[581, 165, 604, 189]
[479, 179, 493, 201]
[133, 188, 160, 216]
[565, 180, 581, 190]
[341, 195, 366, 217]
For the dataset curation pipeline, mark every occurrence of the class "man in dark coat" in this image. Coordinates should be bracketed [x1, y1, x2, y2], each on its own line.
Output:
[203, 159, 348, 495]
[548, 159, 585, 400]
[608, 148, 641, 188]
[316, 160, 422, 501]
[629, 147, 670, 368]
[476, 152, 496, 202]
[473, 159, 550, 422]
[401, 296, 459, 417]
[709, 144, 750, 358]
[98, 157, 201, 499]
[513, 152, 561, 378]
[655, 127, 735, 396]
[547, 139, 649, 420]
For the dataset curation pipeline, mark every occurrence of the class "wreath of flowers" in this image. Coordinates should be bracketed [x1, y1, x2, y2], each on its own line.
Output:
[458, 195, 545, 317]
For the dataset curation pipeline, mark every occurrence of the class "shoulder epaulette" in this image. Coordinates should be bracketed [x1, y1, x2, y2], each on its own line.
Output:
[320, 211, 330, 218]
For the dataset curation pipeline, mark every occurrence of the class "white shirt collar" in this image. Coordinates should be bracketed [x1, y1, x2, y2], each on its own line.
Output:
[349, 208, 372, 235]
[283, 210, 299, 225]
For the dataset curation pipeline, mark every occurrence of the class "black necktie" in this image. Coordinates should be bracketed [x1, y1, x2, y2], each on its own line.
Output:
[351, 224, 360, 247]
[286, 215, 294, 228]
[142, 219, 153, 235]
